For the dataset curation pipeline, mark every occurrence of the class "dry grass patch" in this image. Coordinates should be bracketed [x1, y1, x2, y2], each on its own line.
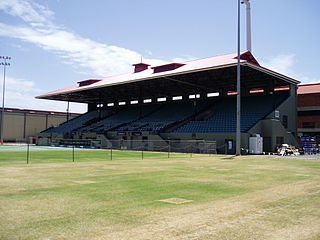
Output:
[71, 180, 97, 184]
[158, 198, 193, 205]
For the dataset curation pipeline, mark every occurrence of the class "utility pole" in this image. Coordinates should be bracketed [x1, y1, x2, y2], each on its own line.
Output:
[0, 56, 11, 144]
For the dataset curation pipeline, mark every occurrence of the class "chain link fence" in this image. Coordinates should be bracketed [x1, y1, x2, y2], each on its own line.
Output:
[0, 140, 217, 164]
[106, 139, 217, 154]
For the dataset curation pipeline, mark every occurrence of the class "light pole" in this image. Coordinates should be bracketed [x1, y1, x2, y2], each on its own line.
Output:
[236, 0, 252, 155]
[0, 56, 11, 144]
[236, 0, 241, 155]
[241, 0, 252, 52]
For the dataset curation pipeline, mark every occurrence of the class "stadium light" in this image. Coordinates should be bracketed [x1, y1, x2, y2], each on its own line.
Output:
[236, 0, 251, 155]
[0, 56, 11, 145]
[241, 0, 252, 52]
[236, 0, 241, 155]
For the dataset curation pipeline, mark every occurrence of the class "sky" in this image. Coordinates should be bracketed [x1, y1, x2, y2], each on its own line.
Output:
[0, 0, 319, 113]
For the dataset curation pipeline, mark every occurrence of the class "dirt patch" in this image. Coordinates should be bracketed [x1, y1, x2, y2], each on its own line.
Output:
[72, 180, 96, 184]
[158, 198, 193, 205]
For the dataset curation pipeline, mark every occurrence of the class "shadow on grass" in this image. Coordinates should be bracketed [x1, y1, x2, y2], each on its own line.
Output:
[221, 155, 238, 160]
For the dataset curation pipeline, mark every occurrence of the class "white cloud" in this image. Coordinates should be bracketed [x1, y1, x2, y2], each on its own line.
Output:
[0, 76, 86, 113]
[0, 0, 171, 77]
[261, 54, 320, 84]
[0, 0, 54, 23]
[0, 0, 193, 112]
[262, 54, 296, 76]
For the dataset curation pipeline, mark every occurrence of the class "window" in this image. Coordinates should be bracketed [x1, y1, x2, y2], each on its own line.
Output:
[118, 101, 126, 106]
[107, 103, 114, 107]
[143, 99, 152, 103]
[172, 96, 183, 101]
[275, 110, 280, 118]
[302, 122, 315, 128]
[130, 100, 138, 104]
[157, 97, 167, 102]
[207, 92, 219, 97]
[282, 115, 288, 128]
[189, 94, 200, 99]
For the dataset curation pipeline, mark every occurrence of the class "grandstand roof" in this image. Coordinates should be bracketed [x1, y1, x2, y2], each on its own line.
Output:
[298, 83, 320, 95]
[37, 51, 300, 104]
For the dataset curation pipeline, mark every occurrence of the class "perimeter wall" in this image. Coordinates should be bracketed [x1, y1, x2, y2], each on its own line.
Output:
[1, 110, 78, 142]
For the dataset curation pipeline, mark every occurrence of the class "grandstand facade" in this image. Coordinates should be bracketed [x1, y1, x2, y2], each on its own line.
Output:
[37, 51, 299, 153]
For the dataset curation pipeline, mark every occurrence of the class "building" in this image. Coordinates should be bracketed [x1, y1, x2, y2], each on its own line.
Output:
[37, 51, 299, 153]
[0, 108, 79, 143]
[297, 83, 320, 137]
[297, 83, 320, 151]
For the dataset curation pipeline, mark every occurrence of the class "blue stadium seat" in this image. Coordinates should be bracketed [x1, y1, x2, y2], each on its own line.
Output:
[114, 101, 210, 132]
[174, 94, 287, 133]
[43, 110, 102, 134]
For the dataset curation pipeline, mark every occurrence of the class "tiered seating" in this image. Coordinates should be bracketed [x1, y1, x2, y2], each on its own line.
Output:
[79, 105, 157, 133]
[116, 101, 210, 132]
[43, 94, 287, 135]
[174, 95, 287, 133]
[43, 110, 101, 134]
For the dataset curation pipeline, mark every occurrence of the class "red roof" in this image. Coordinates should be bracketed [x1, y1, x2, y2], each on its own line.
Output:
[37, 51, 299, 99]
[298, 83, 320, 95]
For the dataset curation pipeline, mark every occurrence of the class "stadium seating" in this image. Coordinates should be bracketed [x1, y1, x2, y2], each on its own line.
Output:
[42, 110, 103, 133]
[174, 94, 288, 133]
[115, 101, 210, 132]
[78, 104, 159, 133]
[42, 94, 287, 135]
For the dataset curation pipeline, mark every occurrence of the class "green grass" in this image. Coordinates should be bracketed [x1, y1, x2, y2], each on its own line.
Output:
[0, 150, 319, 240]
[0, 148, 189, 165]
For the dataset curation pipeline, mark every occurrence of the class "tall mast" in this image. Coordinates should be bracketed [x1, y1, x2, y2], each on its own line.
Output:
[242, 0, 252, 52]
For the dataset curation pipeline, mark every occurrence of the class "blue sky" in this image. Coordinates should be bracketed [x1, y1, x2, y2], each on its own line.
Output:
[0, 0, 319, 113]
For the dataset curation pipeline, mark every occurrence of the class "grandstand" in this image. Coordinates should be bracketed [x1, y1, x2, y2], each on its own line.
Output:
[37, 51, 299, 153]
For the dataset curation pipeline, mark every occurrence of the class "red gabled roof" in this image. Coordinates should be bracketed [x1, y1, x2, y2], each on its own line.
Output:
[37, 51, 299, 99]
[298, 83, 320, 95]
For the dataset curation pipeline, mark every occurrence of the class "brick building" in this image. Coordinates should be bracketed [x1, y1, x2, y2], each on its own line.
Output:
[297, 83, 320, 137]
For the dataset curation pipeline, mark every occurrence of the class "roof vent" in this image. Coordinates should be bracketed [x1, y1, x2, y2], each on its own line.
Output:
[237, 51, 260, 66]
[152, 63, 185, 74]
[77, 79, 101, 87]
[132, 63, 150, 73]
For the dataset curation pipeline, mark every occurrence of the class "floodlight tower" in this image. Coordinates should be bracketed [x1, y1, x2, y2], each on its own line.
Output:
[0, 56, 11, 144]
[236, 0, 241, 155]
[236, 0, 252, 155]
[241, 0, 252, 52]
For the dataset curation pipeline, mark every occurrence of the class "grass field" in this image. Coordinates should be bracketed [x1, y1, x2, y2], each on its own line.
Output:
[0, 148, 319, 240]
